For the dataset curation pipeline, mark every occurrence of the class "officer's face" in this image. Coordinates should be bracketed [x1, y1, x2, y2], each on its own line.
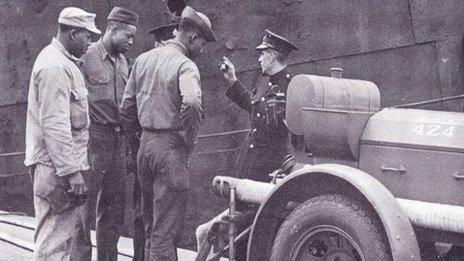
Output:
[259, 49, 276, 75]
[110, 23, 137, 54]
[69, 29, 92, 58]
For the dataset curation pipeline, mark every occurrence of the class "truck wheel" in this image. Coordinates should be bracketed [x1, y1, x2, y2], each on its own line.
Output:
[270, 194, 390, 261]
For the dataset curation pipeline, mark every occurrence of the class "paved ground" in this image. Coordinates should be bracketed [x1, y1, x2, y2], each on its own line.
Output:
[0, 211, 215, 261]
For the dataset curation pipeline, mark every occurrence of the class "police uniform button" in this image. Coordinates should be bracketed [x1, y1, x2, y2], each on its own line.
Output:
[268, 82, 272, 86]
[249, 144, 254, 148]
[261, 97, 265, 102]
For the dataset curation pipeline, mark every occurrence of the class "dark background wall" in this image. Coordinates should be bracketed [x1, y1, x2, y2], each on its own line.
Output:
[1, 0, 464, 248]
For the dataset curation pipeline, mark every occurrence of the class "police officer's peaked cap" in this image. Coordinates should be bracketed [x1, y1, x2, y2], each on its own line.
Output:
[181, 6, 216, 42]
[107, 7, 139, 27]
[148, 23, 178, 42]
[255, 29, 298, 56]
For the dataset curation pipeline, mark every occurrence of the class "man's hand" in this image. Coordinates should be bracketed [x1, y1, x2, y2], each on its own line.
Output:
[67, 171, 87, 195]
[221, 56, 237, 86]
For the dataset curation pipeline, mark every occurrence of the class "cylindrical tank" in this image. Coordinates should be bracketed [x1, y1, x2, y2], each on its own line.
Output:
[286, 73, 380, 160]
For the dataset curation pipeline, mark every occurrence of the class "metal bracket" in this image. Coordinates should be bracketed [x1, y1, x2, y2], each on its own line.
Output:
[381, 165, 406, 174]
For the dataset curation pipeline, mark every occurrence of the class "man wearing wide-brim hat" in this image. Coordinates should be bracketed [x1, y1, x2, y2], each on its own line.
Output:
[79, 6, 139, 261]
[24, 7, 101, 261]
[120, 5, 215, 261]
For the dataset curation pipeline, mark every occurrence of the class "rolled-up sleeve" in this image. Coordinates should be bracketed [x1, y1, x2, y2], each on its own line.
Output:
[36, 67, 79, 176]
[178, 61, 203, 149]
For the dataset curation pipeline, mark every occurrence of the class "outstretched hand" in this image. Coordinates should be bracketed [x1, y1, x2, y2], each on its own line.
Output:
[221, 56, 237, 86]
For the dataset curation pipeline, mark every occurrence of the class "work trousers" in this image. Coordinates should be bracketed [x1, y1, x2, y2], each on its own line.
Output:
[138, 130, 190, 261]
[126, 128, 145, 261]
[80, 123, 127, 261]
[32, 163, 87, 261]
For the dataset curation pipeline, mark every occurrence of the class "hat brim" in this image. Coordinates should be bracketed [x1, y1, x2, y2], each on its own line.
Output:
[182, 7, 216, 42]
[255, 43, 272, 50]
[59, 21, 101, 35]
[86, 25, 101, 35]
[148, 23, 178, 35]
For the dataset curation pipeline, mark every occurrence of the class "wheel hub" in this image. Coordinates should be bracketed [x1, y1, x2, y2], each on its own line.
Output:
[292, 225, 364, 261]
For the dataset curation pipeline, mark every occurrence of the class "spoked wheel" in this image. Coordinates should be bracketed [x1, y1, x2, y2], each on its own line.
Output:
[270, 194, 391, 261]
[292, 225, 364, 261]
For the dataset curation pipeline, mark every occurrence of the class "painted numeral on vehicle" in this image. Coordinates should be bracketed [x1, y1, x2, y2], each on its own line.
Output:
[412, 124, 455, 138]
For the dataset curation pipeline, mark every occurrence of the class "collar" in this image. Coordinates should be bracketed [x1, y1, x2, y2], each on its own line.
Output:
[269, 66, 289, 84]
[96, 38, 123, 63]
[166, 40, 188, 56]
[51, 38, 79, 62]
[96, 39, 109, 60]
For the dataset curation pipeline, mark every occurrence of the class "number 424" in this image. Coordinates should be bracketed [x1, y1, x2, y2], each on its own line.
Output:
[412, 124, 455, 138]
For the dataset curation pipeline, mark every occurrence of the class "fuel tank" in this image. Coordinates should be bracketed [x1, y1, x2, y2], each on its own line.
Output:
[286, 73, 380, 160]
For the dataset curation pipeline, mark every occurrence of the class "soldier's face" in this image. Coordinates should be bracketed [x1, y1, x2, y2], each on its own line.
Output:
[110, 24, 137, 54]
[259, 49, 276, 74]
[69, 29, 92, 58]
[189, 34, 207, 59]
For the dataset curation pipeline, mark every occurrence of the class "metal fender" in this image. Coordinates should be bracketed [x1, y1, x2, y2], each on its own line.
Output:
[247, 163, 420, 261]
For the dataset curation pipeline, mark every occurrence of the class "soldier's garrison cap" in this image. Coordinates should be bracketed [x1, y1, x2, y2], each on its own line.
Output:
[107, 7, 139, 27]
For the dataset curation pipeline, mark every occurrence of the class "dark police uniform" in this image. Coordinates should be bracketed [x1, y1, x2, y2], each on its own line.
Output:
[226, 69, 292, 182]
[226, 29, 298, 183]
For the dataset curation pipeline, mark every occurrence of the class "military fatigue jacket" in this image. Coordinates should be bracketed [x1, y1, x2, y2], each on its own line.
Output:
[25, 38, 90, 176]
[120, 40, 203, 150]
[81, 39, 128, 125]
[226, 67, 291, 149]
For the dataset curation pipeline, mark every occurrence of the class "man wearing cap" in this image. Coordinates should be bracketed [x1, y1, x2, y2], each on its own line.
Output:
[79, 6, 138, 261]
[124, 21, 179, 261]
[24, 7, 100, 260]
[149, 23, 179, 48]
[221, 29, 298, 182]
[194, 30, 298, 260]
[120, 6, 215, 260]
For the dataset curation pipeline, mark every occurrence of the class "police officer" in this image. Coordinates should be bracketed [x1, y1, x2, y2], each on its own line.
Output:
[221, 29, 298, 182]
[194, 29, 299, 261]
[80, 7, 139, 261]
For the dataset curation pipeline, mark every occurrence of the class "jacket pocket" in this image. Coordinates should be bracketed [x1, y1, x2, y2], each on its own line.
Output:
[87, 69, 110, 85]
[70, 87, 89, 130]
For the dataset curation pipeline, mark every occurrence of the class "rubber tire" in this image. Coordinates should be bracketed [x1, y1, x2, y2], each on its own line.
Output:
[270, 194, 391, 261]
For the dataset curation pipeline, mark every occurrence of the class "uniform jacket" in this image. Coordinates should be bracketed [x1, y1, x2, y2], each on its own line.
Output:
[226, 67, 291, 149]
[24, 38, 90, 176]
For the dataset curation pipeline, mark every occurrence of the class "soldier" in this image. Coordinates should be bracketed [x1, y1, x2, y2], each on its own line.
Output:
[196, 29, 298, 260]
[120, 6, 216, 260]
[24, 7, 100, 260]
[222, 29, 298, 182]
[126, 22, 179, 261]
[149, 23, 179, 48]
[80, 6, 138, 260]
